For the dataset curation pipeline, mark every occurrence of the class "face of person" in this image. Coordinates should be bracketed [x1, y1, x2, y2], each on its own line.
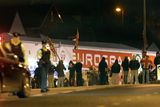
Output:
[45, 44, 50, 49]
[132, 55, 136, 60]
[69, 63, 73, 67]
[12, 36, 20, 44]
[42, 43, 50, 50]
[42, 44, 47, 48]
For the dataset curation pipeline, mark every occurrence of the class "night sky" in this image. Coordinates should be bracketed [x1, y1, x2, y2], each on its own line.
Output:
[0, 0, 160, 49]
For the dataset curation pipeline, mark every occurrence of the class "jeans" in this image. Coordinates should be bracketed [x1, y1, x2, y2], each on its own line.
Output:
[123, 70, 128, 84]
[40, 63, 50, 91]
[142, 69, 149, 84]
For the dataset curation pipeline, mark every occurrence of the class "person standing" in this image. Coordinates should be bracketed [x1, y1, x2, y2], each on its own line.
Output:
[37, 40, 51, 92]
[122, 56, 130, 84]
[34, 64, 41, 88]
[68, 60, 75, 86]
[75, 60, 83, 86]
[154, 51, 160, 66]
[141, 53, 152, 84]
[56, 60, 66, 87]
[111, 59, 121, 85]
[98, 57, 108, 85]
[129, 55, 140, 84]
[48, 64, 56, 88]
[153, 51, 160, 80]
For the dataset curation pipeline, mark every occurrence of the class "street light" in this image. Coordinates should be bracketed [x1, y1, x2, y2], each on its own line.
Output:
[115, 7, 124, 24]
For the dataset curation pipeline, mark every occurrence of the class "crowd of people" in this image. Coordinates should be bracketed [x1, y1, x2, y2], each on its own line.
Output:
[98, 50, 160, 85]
[3, 32, 160, 93]
[33, 51, 158, 91]
[98, 54, 151, 85]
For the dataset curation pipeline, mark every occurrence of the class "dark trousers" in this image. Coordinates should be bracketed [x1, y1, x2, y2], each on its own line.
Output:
[40, 63, 50, 91]
[69, 76, 75, 86]
[76, 73, 83, 86]
[99, 73, 108, 85]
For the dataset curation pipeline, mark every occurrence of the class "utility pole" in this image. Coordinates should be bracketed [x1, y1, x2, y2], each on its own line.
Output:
[143, 0, 147, 51]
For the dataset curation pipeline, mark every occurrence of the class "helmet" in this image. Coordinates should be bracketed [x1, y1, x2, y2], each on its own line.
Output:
[12, 32, 21, 37]
[41, 40, 47, 44]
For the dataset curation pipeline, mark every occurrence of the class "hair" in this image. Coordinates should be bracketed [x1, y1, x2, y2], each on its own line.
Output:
[69, 60, 74, 64]
[115, 59, 118, 64]
[124, 56, 128, 61]
[102, 57, 105, 61]
[156, 51, 160, 55]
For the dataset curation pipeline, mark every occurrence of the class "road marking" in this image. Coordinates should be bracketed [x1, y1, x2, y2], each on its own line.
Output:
[97, 105, 105, 107]
[126, 98, 132, 102]
[31, 90, 74, 97]
[136, 96, 142, 100]
[112, 102, 120, 106]
[153, 92, 159, 95]
[32, 93, 56, 97]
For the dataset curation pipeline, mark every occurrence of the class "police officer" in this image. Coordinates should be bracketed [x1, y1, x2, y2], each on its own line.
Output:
[4, 32, 27, 64]
[37, 40, 51, 92]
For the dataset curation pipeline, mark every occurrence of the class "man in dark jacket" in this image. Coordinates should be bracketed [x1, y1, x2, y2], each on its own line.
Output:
[56, 60, 66, 87]
[122, 56, 129, 84]
[75, 60, 83, 86]
[154, 51, 160, 66]
[111, 59, 121, 85]
[153, 51, 160, 80]
[68, 60, 75, 86]
[129, 55, 140, 84]
[98, 57, 108, 85]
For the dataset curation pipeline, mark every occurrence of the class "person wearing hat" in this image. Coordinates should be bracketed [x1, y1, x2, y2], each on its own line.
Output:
[37, 40, 52, 92]
[3, 32, 27, 65]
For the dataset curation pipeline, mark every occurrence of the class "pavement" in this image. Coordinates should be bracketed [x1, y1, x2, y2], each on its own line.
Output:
[1, 84, 160, 107]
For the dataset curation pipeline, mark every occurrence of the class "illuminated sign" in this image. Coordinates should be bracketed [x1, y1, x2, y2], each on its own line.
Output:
[73, 49, 133, 68]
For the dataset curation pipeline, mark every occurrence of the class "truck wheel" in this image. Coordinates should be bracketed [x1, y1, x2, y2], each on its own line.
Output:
[17, 76, 31, 98]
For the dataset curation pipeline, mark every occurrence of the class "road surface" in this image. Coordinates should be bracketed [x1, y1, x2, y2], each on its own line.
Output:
[0, 84, 160, 107]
